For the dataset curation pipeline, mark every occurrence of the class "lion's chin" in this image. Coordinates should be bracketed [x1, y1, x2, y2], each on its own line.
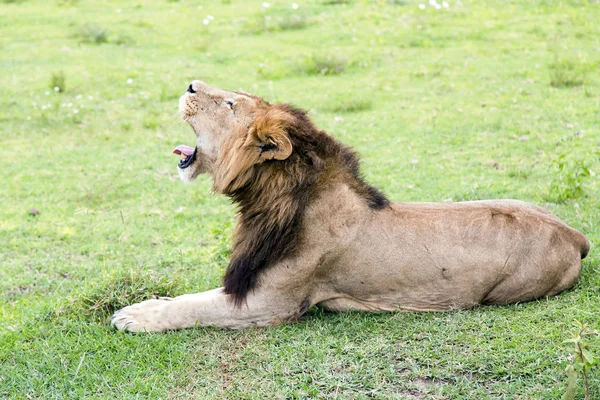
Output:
[177, 166, 197, 184]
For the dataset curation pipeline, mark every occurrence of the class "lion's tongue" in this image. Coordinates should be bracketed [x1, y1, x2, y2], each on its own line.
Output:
[172, 145, 195, 156]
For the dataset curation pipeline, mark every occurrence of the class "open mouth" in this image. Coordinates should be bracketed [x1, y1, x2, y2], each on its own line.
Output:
[173, 145, 197, 169]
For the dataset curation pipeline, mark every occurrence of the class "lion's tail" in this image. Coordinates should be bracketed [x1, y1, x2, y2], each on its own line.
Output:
[581, 236, 592, 260]
[580, 234, 590, 260]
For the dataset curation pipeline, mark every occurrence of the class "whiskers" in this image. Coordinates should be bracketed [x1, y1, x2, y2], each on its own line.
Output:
[169, 110, 185, 125]
[163, 110, 192, 138]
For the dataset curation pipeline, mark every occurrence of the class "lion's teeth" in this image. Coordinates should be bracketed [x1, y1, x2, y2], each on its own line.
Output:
[181, 154, 187, 160]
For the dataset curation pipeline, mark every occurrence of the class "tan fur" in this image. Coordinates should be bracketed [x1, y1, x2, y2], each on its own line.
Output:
[112, 81, 590, 332]
[213, 132, 259, 193]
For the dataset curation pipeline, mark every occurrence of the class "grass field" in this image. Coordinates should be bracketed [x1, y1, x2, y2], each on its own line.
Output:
[1, 0, 599, 398]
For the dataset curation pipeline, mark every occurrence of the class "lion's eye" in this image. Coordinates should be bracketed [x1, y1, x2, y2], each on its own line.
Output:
[225, 99, 236, 109]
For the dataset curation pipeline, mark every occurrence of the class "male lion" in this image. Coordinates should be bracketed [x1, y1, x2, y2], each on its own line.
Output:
[112, 81, 590, 332]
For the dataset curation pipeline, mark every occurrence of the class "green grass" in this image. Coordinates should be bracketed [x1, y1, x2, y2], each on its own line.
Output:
[1, 0, 599, 398]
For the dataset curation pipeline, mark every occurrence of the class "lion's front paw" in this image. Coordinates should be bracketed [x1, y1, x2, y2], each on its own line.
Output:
[111, 298, 172, 333]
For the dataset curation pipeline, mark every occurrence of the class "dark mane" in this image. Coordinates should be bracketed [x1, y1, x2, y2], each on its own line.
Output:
[223, 104, 389, 305]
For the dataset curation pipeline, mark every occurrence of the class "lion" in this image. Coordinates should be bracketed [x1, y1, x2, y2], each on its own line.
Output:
[111, 81, 590, 332]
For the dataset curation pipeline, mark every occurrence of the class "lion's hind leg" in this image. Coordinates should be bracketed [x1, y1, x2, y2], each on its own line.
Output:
[317, 296, 398, 312]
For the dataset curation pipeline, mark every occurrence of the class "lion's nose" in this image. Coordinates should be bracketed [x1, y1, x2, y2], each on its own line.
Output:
[187, 84, 196, 94]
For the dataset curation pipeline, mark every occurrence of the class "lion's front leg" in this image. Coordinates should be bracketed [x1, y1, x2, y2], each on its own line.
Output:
[111, 287, 310, 332]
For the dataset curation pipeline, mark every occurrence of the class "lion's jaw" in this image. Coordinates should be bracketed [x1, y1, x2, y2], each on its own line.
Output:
[176, 80, 258, 183]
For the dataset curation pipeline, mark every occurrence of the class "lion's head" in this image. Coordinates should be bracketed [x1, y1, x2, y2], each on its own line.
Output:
[175, 80, 297, 193]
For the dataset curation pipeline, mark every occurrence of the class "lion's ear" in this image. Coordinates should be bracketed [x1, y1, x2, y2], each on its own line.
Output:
[256, 132, 292, 161]
[249, 108, 294, 161]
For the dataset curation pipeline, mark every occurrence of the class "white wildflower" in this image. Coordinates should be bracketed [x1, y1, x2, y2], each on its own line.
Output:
[54, 86, 60, 92]
[88, 96, 94, 100]
[116, 8, 122, 14]
[45, 91, 50, 96]
[418, 3, 426, 9]
[207, 15, 214, 20]
[67, 103, 73, 107]
[202, 18, 210, 25]
[442, 1, 449, 8]
[429, 0, 436, 5]
[73, 109, 79, 114]
[292, 3, 298, 9]
[262, 2, 270, 8]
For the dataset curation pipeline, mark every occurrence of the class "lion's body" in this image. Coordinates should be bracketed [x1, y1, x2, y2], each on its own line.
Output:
[303, 190, 587, 312]
[112, 81, 590, 332]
